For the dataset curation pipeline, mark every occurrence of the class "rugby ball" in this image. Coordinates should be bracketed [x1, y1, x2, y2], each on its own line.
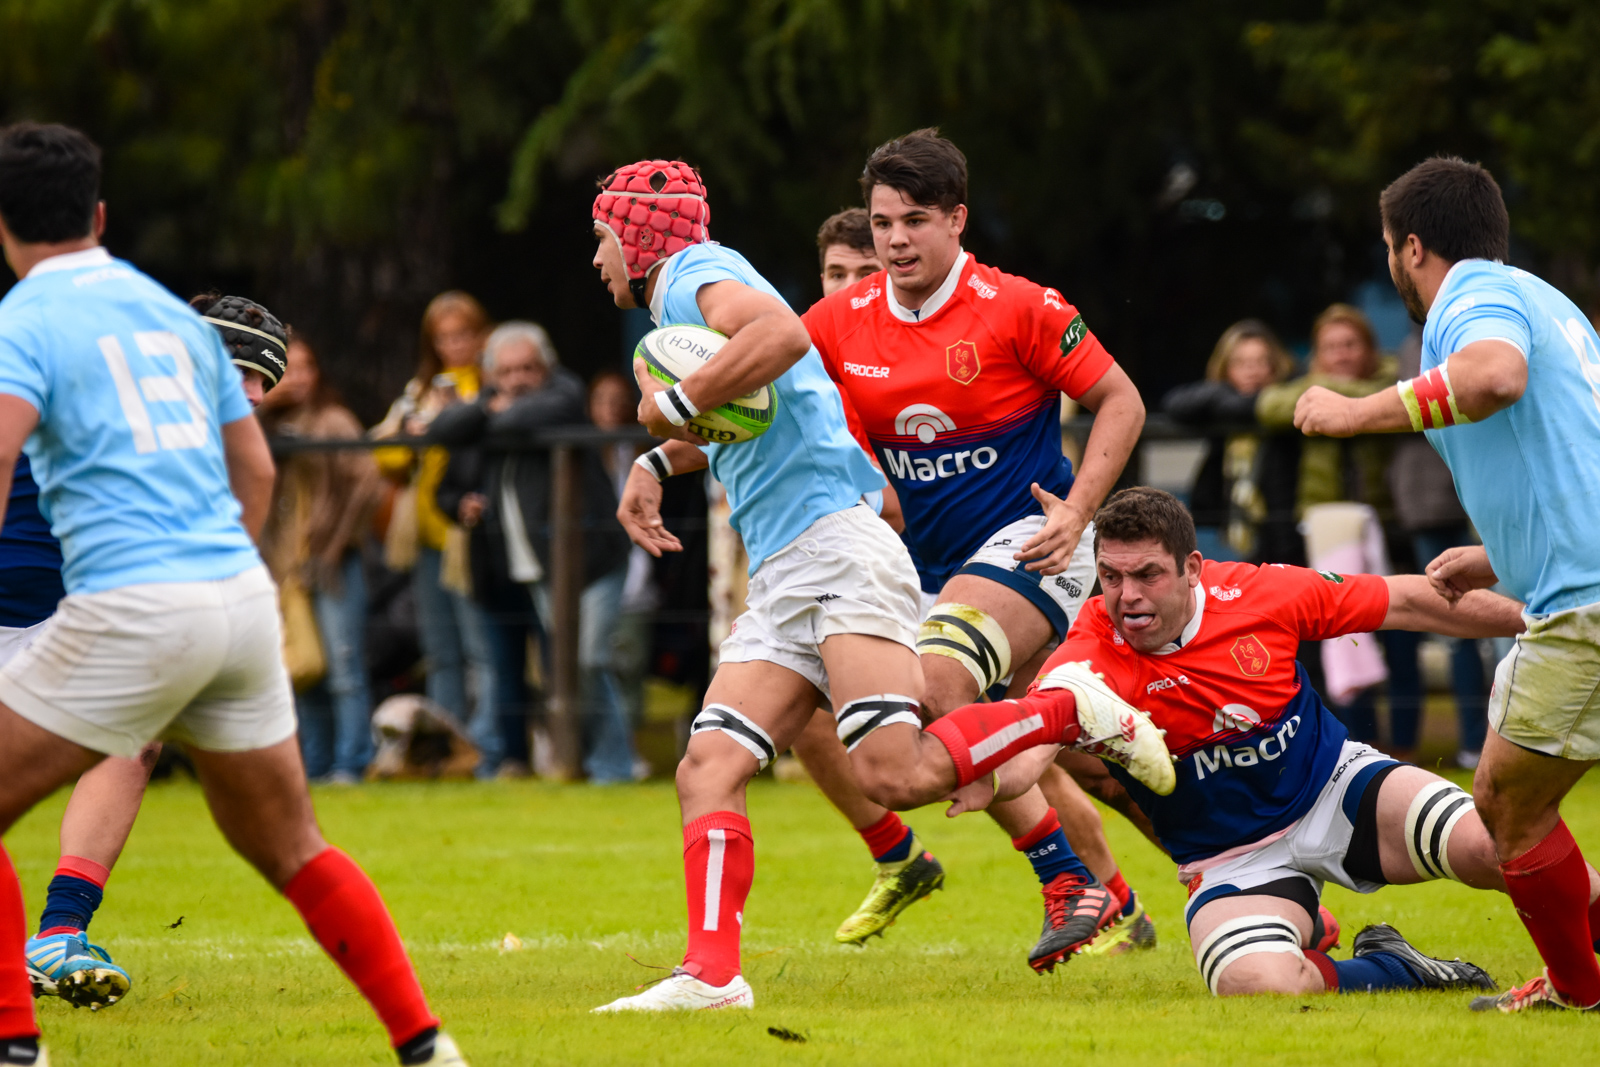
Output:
[635, 324, 777, 444]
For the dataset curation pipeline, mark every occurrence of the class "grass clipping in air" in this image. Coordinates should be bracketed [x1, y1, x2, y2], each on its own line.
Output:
[12, 772, 1600, 1065]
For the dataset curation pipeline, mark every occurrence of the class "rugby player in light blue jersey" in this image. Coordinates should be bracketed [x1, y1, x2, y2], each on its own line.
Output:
[1296, 156, 1600, 1015]
[0, 123, 464, 1066]
[589, 160, 1170, 1014]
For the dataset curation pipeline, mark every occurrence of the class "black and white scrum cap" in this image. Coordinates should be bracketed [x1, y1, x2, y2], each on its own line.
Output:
[197, 294, 289, 388]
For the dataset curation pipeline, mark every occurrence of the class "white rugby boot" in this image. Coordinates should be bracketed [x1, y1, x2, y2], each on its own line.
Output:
[592, 968, 754, 1012]
[1036, 660, 1176, 795]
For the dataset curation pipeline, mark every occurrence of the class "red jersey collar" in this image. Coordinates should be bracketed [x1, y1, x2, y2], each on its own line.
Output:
[886, 250, 969, 325]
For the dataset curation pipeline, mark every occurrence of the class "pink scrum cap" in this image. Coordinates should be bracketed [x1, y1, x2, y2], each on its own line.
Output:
[592, 160, 710, 306]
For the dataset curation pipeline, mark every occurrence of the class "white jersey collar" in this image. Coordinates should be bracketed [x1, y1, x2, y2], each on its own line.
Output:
[1152, 581, 1206, 656]
[27, 246, 112, 278]
[886, 250, 968, 324]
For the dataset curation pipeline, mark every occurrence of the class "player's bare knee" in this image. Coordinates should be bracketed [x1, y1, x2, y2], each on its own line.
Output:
[1212, 954, 1318, 997]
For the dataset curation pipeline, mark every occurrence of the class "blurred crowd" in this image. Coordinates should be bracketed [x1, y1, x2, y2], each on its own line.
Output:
[262, 290, 1494, 784]
[1163, 304, 1491, 769]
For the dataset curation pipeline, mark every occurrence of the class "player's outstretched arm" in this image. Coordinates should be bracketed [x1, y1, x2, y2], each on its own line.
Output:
[1425, 544, 1498, 604]
[1294, 339, 1526, 438]
[1016, 363, 1144, 573]
[222, 414, 276, 541]
[617, 440, 706, 557]
[0, 393, 39, 534]
[1379, 573, 1524, 638]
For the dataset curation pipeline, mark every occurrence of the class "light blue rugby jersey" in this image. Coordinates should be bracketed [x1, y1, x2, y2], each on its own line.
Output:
[0, 248, 260, 594]
[1421, 258, 1600, 615]
[650, 243, 884, 571]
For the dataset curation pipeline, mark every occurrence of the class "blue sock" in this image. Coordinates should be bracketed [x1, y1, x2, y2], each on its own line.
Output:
[875, 832, 914, 864]
[1333, 952, 1421, 992]
[38, 873, 103, 936]
[1018, 823, 1093, 885]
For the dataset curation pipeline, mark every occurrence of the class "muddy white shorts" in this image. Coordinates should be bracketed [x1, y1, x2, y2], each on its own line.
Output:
[950, 517, 1096, 638]
[1181, 740, 1400, 928]
[1488, 600, 1600, 762]
[0, 566, 297, 758]
[717, 504, 921, 701]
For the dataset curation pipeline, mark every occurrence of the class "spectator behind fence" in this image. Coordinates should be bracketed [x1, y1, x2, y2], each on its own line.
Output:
[371, 291, 497, 769]
[431, 324, 637, 782]
[589, 371, 659, 737]
[1389, 327, 1488, 768]
[1162, 319, 1299, 563]
[258, 333, 382, 782]
[1258, 303, 1412, 747]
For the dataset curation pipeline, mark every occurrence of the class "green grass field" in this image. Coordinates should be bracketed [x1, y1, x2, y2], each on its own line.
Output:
[11, 770, 1600, 1065]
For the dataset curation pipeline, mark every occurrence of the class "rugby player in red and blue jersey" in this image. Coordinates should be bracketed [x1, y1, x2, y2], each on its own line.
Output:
[803, 130, 1153, 969]
[925, 488, 1592, 997]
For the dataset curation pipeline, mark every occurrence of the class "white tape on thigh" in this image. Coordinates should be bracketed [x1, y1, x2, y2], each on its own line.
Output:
[917, 604, 1012, 691]
[1404, 779, 1474, 882]
[691, 704, 777, 770]
[835, 694, 921, 752]
[1195, 915, 1303, 996]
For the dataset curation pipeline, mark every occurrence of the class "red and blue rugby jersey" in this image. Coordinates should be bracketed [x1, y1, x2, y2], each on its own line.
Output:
[1032, 560, 1390, 864]
[802, 255, 1112, 591]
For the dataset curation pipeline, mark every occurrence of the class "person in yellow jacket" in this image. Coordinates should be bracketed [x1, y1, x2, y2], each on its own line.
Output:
[372, 290, 498, 771]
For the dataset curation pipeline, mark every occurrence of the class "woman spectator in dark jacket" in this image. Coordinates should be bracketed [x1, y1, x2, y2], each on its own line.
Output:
[1163, 319, 1300, 563]
[432, 323, 635, 781]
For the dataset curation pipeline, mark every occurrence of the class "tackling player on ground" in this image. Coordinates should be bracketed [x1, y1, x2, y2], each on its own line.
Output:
[14, 295, 291, 1010]
[1295, 156, 1600, 1014]
[0, 123, 465, 1066]
[926, 488, 1572, 998]
[802, 131, 1155, 969]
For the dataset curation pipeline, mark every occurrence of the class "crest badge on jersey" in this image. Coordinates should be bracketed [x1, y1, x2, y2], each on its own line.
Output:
[946, 340, 980, 385]
[1230, 634, 1270, 677]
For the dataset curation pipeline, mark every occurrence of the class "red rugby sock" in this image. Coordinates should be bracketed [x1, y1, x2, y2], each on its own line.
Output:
[284, 848, 439, 1047]
[682, 812, 754, 987]
[1589, 869, 1600, 952]
[925, 688, 1080, 785]
[857, 812, 909, 861]
[1305, 950, 1340, 991]
[0, 847, 37, 1040]
[1500, 821, 1600, 1007]
[1105, 870, 1132, 912]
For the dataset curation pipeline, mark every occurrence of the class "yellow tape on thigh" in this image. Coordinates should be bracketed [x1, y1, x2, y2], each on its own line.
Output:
[917, 603, 1012, 691]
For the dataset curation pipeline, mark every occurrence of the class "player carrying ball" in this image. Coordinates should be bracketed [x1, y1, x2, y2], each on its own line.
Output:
[929, 488, 1564, 998]
[801, 131, 1153, 969]
[1295, 156, 1600, 1014]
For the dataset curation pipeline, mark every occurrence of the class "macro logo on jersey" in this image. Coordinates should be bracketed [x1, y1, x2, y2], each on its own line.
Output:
[1230, 634, 1270, 677]
[894, 404, 957, 443]
[946, 341, 980, 385]
[1060, 314, 1088, 358]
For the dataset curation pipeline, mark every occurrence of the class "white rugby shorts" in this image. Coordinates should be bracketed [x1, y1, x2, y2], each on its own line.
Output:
[717, 503, 921, 700]
[949, 516, 1096, 638]
[0, 619, 49, 669]
[0, 565, 297, 758]
[1180, 740, 1399, 929]
[1488, 599, 1600, 762]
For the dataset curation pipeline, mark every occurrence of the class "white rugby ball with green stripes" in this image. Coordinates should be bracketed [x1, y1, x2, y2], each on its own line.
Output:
[635, 324, 777, 444]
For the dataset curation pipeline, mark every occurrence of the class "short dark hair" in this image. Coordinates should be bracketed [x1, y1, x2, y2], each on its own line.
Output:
[0, 123, 101, 244]
[1379, 156, 1510, 264]
[860, 128, 967, 215]
[816, 207, 874, 268]
[1092, 487, 1198, 569]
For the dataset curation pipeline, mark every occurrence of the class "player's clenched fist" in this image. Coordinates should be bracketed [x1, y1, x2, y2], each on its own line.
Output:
[1293, 385, 1360, 437]
[1425, 544, 1499, 605]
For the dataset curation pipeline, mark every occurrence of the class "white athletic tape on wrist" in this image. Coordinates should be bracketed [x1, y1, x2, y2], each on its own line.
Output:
[691, 704, 777, 769]
[835, 694, 922, 752]
[1195, 914, 1304, 996]
[636, 446, 673, 482]
[654, 383, 699, 427]
[917, 604, 1013, 691]
[1404, 779, 1474, 882]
